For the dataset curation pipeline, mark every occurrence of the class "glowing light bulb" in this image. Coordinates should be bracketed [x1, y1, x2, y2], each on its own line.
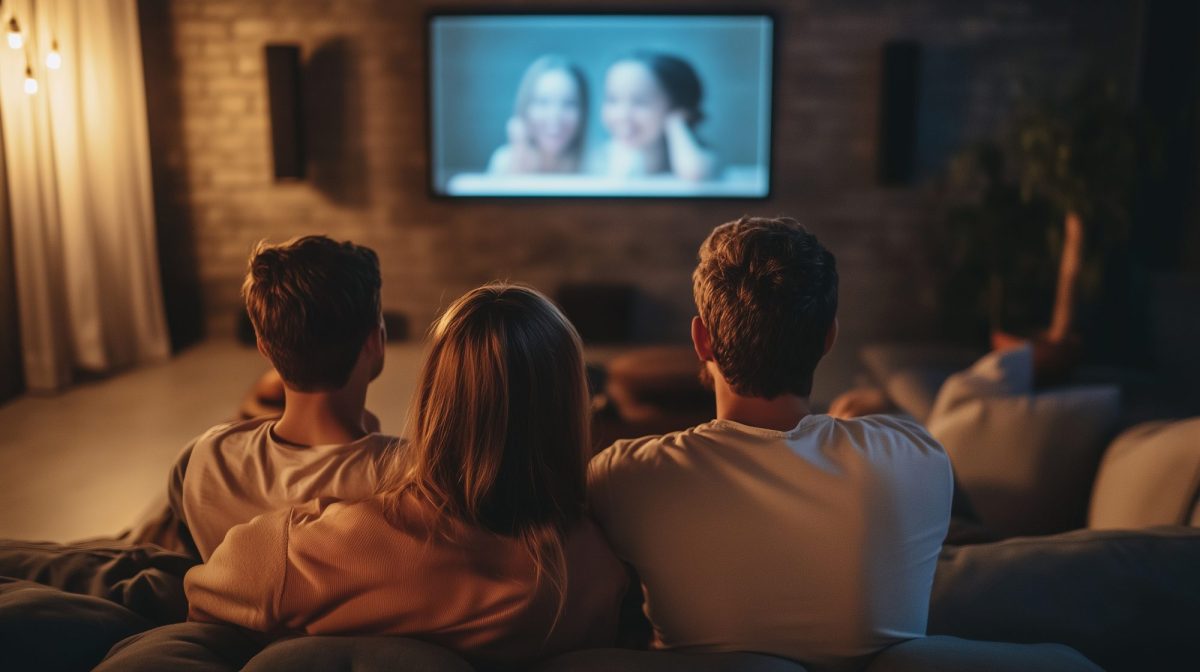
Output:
[24, 66, 37, 95]
[7, 18, 22, 50]
[46, 41, 62, 70]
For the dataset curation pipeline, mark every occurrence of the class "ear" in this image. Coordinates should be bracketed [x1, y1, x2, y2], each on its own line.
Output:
[365, 321, 386, 356]
[823, 317, 839, 356]
[691, 316, 713, 362]
[255, 337, 269, 360]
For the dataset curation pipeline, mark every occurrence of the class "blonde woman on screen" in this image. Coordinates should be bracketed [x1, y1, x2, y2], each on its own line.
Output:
[488, 56, 589, 175]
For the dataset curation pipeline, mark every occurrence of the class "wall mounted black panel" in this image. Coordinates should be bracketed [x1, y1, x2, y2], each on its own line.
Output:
[878, 41, 921, 186]
[265, 44, 306, 180]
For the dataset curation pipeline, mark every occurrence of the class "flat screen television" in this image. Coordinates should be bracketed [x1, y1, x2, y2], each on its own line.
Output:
[428, 13, 774, 198]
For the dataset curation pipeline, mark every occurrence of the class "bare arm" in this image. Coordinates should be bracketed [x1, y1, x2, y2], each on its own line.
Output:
[664, 112, 716, 181]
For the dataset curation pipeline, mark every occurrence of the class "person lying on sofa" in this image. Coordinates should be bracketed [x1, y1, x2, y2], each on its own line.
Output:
[168, 235, 399, 561]
[183, 284, 628, 668]
[587, 216, 955, 672]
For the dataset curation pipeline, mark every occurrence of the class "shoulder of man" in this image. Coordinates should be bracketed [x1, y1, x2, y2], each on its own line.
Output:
[365, 435, 405, 475]
[588, 422, 720, 490]
[177, 416, 279, 492]
[844, 412, 934, 439]
[837, 413, 953, 484]
[189, 416, 275, 453]
[592, 427, 691, 472]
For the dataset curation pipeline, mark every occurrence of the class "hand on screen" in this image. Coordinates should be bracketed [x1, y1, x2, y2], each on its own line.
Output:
[507, 116, 529, 147]
[664, 110, 717, 182]
[505, 117, 541, 173]
[666, 108, 696, 128]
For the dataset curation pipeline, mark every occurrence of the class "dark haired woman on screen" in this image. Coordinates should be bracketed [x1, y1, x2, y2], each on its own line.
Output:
[185, 284, 627, 668]
[593, 51, 716, 181]
[488, 55, 590, 175]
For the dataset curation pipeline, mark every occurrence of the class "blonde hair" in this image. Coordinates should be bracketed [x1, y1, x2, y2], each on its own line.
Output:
[377, 283, 590, 617]
[513, 55, 589, 170]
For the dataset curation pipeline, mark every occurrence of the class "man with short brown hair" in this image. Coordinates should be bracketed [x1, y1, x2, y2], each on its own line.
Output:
[588, 216, 953, 671]
[170, 235, 398, 561]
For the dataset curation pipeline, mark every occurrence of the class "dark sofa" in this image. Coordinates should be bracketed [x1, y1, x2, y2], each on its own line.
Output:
[9, 526, 1200, 671]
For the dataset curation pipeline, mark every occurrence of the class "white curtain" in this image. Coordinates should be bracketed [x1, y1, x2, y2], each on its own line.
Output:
[0, 0, 168, 391]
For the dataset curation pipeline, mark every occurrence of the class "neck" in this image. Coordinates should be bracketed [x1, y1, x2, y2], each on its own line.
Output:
[713, 371, 812, 432]
[273, 382, 369, 447]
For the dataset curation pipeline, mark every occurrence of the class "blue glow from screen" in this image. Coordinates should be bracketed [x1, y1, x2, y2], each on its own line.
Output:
[430, 15, 773, 198]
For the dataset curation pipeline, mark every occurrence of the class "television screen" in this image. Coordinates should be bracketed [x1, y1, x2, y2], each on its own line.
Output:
[428, 14, 774, 198]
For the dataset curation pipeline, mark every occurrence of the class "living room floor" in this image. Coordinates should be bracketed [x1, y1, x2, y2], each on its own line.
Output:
[0, 340, 422, 542]
[0, 338, 862, 543]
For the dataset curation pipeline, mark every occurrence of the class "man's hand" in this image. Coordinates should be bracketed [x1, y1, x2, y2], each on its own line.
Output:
[828, 387, 895, 419]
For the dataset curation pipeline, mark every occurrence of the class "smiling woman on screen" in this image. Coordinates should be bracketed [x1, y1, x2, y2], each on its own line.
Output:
[488, 55, 589, 175]
[593, 51, 717, 182]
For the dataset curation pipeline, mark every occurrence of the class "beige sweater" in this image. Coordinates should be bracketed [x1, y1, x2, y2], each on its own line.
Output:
[185, 495, 627, 667]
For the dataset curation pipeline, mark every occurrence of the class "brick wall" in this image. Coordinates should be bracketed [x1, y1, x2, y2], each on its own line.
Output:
[139, 0, 1143, 346]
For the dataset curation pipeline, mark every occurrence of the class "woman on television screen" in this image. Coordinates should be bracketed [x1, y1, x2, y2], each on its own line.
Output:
[487, 55, 589, 175]
[594, 51, 717, 182]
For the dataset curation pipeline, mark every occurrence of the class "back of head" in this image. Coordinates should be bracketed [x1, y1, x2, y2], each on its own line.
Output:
[381, 283, 589, 585]
[242, 235, 381, 392]
[693, 216, 838, 398]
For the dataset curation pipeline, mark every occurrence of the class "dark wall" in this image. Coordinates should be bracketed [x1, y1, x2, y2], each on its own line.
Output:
[138, 0, 1144, 346]
[0, 126, 21, 402]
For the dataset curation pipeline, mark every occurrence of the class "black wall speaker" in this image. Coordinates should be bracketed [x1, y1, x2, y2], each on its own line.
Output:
[878, 41, 921, 185]
[265, 44, 306, 180]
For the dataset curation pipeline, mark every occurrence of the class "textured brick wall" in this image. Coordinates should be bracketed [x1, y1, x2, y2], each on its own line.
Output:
[139, 0, 1142, 345]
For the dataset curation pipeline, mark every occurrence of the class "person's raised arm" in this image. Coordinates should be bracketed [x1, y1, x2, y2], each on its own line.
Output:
[664, 111, 716, 182]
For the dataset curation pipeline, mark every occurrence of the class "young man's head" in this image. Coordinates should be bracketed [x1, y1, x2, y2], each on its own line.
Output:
[243, 235, 384, 393]
[692, 216, 838, 399]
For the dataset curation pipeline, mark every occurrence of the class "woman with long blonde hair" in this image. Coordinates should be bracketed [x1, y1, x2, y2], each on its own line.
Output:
[488, 55, 589, 175]
[185, 284, 627, 667]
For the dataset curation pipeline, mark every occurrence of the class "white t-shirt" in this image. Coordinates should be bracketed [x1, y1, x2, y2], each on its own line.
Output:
[587, 413, 953, 671]
[171, 416, 398, 560]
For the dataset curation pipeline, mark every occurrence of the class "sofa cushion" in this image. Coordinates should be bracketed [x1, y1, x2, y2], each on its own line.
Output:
[0, 538, 196, 625]
[94, 622, 267, 672]
[1089, 417, 1200, 529]
[930, 526, 1200, 671]
[863, 636, 1099, 672]
[0, 579, 150, 672]
[243, 636, 476, 672]
[535, 648, 804, 672]
[926, 345, 1120, 537]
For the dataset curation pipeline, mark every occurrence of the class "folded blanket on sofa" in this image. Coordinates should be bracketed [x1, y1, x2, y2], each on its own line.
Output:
[0, 538, 196, 625]
[94, 622, 269, 672]
[93, 626, 1103, 672]
[0, 579, 151, 672]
